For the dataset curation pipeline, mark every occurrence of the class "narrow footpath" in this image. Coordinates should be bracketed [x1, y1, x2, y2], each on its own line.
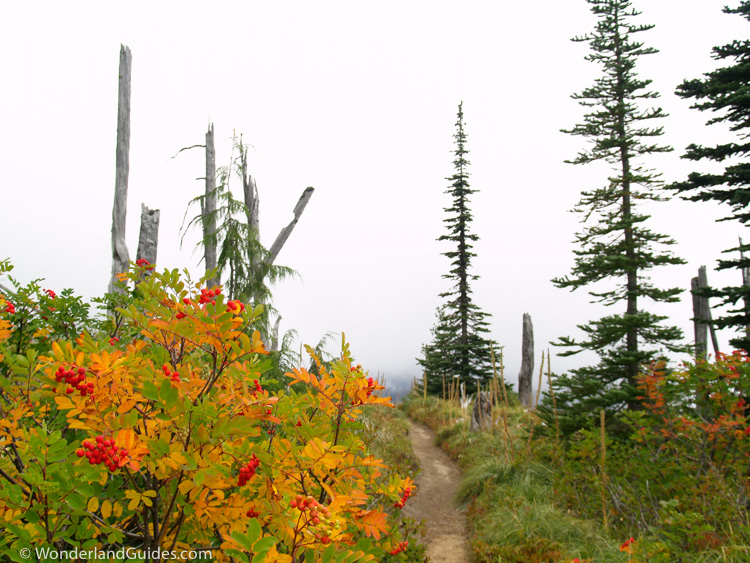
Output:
[403, 420, 471, 563]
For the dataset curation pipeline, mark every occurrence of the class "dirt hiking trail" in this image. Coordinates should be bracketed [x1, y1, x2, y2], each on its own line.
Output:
[403, 420, 470, 563]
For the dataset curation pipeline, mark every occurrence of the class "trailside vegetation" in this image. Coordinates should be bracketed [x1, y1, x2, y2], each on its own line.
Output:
[0, 260, 417, 562]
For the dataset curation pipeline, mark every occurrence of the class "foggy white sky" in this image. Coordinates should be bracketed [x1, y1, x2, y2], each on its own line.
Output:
[1, 1, 748, 389]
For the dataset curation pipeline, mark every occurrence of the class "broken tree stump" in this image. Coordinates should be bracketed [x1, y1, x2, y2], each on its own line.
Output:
[471, 391, 492, 432]
[136, 204, 160, 273]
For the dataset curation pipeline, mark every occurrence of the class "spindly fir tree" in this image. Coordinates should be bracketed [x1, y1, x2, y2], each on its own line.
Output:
[671, 1, 750, 351]
[547, 0, 685, 433]
[418, 102, 493, 395]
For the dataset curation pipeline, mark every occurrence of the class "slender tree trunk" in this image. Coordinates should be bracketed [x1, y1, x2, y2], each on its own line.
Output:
[109, 45, 132, 295]
[614, 17, 639, 384]
[136, 204, 160, 274]
[204, 123, 219, 287]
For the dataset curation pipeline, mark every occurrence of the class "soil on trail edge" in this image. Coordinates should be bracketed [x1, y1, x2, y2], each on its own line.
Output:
[403, 420, 470, 563]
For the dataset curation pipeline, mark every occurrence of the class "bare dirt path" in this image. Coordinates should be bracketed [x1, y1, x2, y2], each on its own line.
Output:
[403, 420, 471, 563]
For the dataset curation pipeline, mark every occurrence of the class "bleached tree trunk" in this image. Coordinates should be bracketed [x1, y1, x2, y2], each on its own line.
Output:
[692, 276, 708, 359]
[692, 266, 720, 358]
[518, 313, 534, 408]
[266, 187, 314, 266]
[242, 149, 260, 235]
[271, 316, 282, 352]
[108, 45, 132, 295]
[204, 123, 219, 287]
[136, 204, 160, 272]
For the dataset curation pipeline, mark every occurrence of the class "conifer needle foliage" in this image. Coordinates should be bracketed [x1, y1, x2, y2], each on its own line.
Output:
[548, 0, 685, 433]
[418, 103, 493, 395]
[671, 1, 750, 351]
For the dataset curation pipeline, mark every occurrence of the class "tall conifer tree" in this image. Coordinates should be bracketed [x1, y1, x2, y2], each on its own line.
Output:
[671, 1, 750, 351]
[548, 0, 685, 433]
[418, 103, 493, 395]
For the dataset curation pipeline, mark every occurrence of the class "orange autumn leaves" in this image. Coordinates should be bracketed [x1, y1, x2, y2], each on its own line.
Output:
[0, 266, 413, 562]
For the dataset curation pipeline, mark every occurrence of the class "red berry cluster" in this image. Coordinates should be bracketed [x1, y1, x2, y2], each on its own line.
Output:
[394, 486, 412, 509]
[162, 364, 180, 384]
[109, 336, 119, 345]
[238, 454, 260, 486]
[290, 494, 330, 528]
[365, 377, 376, 397]
[76, 435, 128, 472]
[135, 258, 154, 269]
[198, 287, 221, 305]
[55, 365, 94, 397]
[226, 299, 245, 313]
[246, 506, 259, 518]
[43, 288, 56, 299]
[251, 379, 263, 397]
[4, 302, 15, 314]
[389, 541, 408, 555]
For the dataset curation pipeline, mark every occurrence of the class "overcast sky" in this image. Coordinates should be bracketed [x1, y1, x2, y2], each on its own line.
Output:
[2, 1, 748, 389]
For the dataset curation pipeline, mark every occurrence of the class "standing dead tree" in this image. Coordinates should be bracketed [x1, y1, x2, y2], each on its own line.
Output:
[691, 265, 720, 359]
[108, 45, 132, 295]
[518, 313, 534, 408]
[203, 123, 219, 287]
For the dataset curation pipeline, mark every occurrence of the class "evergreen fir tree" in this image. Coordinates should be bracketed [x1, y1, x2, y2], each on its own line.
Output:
[671, 1, 750, 351]
[183, 136, 295, 337]
[418, 103, 494, 395]
[547, 0, 685, 433]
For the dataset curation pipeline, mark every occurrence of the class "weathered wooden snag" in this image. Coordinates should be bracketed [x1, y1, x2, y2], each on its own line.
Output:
[108, 44, 132, 295]
[518, 313, 534, 408]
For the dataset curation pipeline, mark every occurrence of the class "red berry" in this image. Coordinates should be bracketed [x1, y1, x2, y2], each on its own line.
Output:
[176, 312, 187, 320]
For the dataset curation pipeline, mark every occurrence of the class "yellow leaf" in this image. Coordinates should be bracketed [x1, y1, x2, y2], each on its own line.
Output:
[113, 502, 123, 517]
[51, 341, 64, 362]
[101, 500, 112, 519]
[68, 420, 93, 431]
[117, 400, 136, 414]
[54, 396, 75, 410]
[178, 480, 194, 495]
[127, 497, 140, 511]
[142, 490, 157, 498]
[75, 352, 84, 367]
[87, 497, 99, 512]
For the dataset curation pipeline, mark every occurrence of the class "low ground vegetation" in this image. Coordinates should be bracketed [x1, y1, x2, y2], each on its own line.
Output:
[403, 356, 750, 563]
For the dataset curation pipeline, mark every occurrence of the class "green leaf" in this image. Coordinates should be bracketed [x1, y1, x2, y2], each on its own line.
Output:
[322, 545, 336, 563]
[231, 530, 255, 552]
[246, 518, 261, 543]
[77, 483, 94, 497]
[141, 380, 159, 401]
[253, 536, 276, 552]
[225, 549, 249, 563]
[67, 493, 85, 510]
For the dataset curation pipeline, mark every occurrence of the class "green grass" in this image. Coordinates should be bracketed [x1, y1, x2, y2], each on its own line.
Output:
[401, 393, 626, 562]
